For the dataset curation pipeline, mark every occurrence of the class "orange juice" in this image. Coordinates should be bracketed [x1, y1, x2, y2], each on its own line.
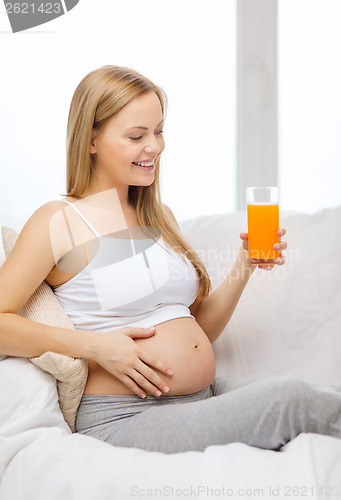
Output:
[247, 204, 279, 263]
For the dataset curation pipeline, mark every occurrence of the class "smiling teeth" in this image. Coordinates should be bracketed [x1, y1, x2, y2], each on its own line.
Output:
[135, 161, 154, 167]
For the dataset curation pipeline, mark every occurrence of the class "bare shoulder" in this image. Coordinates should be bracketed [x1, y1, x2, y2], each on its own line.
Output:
[12, 200, 69, 259]
[0, 200, 68, 314]
[32, 199, 67, 214]
[13, 200, 67, 244]
[29, 199, 68, 221]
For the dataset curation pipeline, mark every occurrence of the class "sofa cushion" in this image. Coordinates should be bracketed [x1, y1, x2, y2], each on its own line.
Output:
[1, 226, 88, 432]
[180, 205, 341, 387]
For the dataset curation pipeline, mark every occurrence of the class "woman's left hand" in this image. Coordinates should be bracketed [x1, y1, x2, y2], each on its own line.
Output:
[239, 228, 287, 270]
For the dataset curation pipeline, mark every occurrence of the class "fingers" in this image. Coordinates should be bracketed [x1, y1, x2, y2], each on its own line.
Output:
[139, 350, 173, 378]
[138, 351, 173, 395]
[113, 354, 173, 398]
[257, 264, 274, 271]
[239, 228, 287, 271]
[118, 374, 149, 399]
[274, 241, 287, 252]
[272, 228, 286, 267]
[113, 345, 174, 398]
[124, 326, 156, 338]
[274, 229, 287, 266]
[239, 233, 249, 251]
[130, 362, 171, 398]
[120, 364, 172, 399]
[107, 327, 173, 398]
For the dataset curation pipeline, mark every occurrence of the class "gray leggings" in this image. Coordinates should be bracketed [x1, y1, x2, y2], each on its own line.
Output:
[75, 376, 341, 454]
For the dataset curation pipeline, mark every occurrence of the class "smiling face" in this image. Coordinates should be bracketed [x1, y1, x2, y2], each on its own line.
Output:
[89, 91, 165, 196]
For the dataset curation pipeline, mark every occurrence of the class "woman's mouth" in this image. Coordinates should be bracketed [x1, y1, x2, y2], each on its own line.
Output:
[132, 159, 155, 172]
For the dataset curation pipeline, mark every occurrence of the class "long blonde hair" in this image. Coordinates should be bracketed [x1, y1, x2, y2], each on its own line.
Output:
[66, 65, 211, 301]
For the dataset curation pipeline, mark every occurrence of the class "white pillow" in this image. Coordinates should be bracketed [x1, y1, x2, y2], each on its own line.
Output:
[0, 357, 69, 437]
[1, 226, 88, 432]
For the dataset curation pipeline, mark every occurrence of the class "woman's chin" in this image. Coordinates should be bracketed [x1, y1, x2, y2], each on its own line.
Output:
[131, 176, 155, 187]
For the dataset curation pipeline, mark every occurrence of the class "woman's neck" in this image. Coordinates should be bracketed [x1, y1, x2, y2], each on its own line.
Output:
[81, 183, 131, 212]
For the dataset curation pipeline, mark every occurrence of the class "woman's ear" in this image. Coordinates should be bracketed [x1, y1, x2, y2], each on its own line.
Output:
[90, 129, 97, 155]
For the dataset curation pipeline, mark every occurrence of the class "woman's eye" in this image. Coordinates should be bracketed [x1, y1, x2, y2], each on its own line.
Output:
[129, 130, 163, 142]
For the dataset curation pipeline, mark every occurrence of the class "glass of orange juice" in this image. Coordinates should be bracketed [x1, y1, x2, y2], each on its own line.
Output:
[246, 187, 280, 264]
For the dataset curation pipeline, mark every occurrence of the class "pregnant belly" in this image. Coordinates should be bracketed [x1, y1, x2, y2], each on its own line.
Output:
[84, 317, 216, 396]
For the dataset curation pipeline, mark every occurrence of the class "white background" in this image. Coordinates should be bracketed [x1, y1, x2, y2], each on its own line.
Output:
[0, 0, 340, 231]
[278, 0, 341, 212]
[0, 0, 236, 230]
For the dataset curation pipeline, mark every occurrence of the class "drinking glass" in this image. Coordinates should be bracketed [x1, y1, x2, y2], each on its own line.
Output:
[246, 187, 280, 264]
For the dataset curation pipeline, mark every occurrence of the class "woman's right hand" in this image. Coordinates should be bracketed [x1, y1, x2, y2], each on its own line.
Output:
[90, 326, 173, 398]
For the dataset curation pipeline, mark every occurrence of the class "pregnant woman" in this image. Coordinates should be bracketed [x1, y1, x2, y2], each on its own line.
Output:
[1, 65, 341, 454]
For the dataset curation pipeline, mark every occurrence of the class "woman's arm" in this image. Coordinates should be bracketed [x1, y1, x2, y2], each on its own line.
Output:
[0, 312, 98, 359]
[192, 230, 286, 343]
[191, 246, 255, 343]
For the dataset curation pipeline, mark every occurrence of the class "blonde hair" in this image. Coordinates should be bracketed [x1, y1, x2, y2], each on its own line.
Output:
[66, 65, 211, 301]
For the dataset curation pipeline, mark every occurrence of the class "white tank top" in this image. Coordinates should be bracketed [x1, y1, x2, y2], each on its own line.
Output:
[52, 201, 199, 332]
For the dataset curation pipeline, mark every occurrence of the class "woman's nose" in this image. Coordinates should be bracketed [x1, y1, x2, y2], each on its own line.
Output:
[144, 135, 163, 155]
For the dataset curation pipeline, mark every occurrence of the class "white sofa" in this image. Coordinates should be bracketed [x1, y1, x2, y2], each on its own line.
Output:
[1, 206, 341, 500]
